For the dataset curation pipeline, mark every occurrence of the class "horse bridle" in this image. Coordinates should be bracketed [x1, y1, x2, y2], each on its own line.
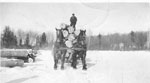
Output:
[78, 32, 86, 45]
[56, 29, 62, 43]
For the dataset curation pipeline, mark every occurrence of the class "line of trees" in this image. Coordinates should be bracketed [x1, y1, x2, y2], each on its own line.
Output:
[1, 26, 54, 49]
[87, 31, 148, 50]
[1, 26, 149, 50]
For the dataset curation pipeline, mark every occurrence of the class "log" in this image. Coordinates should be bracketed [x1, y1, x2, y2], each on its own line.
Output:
[1, 58, 24, 67]
[0, 49, 31, 57]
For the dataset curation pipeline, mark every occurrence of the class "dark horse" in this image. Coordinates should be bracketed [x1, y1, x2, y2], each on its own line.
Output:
[52, 28, 67, 70]
[72, 30, 87, 70]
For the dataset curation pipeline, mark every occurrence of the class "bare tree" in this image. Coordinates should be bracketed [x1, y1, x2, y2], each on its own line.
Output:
[16, 29, 26, 45]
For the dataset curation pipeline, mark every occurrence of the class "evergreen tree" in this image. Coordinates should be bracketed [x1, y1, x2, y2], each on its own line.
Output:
[25, 34, 30, 47]
[130, 31, 135, 43]
[136, 32, 147, 49]
[2, 26, 17, 48]
[19, 38, 22, 46]
[40, 32, 47, 47]
[98, 34, 102, 49]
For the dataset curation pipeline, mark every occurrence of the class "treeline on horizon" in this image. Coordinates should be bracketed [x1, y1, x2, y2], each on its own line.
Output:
[1, 26, 149, 50]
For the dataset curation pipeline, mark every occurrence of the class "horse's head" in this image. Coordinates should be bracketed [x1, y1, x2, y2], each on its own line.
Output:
[55, 28, 64, 42]
[79, 30, 86, 40]
[77, 30, 86, 45]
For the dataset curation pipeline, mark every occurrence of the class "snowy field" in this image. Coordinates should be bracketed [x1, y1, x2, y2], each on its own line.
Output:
[0, 50, 150, 83]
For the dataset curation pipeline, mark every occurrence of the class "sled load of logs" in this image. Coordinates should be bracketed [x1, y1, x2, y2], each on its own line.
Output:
[60, 23, 81, 48]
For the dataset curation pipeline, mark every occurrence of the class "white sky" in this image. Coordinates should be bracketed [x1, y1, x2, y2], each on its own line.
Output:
[0, 3, 150, 35]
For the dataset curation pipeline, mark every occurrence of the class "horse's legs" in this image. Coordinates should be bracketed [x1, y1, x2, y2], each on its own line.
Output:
[81, 51, 87, 70]
[72, 51, 77, 69]
[61, 50, 66, 70]
[68, 52, 72, 62]
[54, 59, 58, 69]
[54, 53, 58, 69]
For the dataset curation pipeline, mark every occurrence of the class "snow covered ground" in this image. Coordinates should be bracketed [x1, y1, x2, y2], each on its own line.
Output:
[0, 50, 150, 83]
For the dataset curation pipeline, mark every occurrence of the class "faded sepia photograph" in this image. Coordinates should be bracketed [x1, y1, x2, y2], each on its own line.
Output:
[0, 0, 150, 83]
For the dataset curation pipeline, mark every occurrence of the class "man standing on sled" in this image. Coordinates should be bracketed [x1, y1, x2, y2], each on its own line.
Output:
[70, 13, 77, 30]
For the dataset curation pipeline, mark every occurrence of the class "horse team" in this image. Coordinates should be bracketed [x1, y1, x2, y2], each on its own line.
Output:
[52, 24, 87, 70]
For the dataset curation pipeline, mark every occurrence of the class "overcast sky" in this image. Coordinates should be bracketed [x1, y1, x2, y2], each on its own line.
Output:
[0, 3, 150, 35]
